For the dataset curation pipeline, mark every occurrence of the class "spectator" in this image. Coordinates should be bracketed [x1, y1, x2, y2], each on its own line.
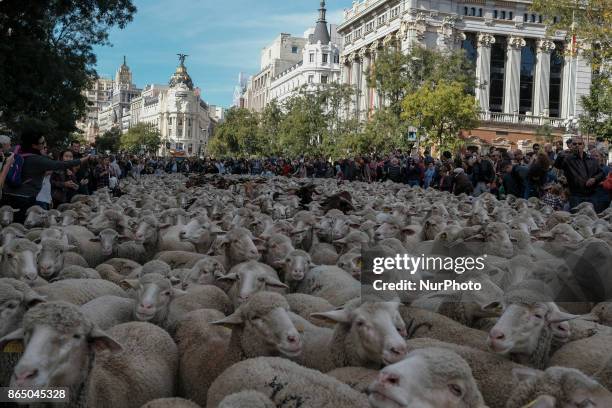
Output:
[589, 149, 611, 213]
[472, 152, 495, 196]
[554, 136, 604, 210]
[423, 162, 436, 189]
[526, 153, 551, 198]
[0, 135, 15, 201]
[544, 143, 555, 161]
[51, 150, 80, 207]
[453, 168, 473, 196]
[1, 129, 89, 223]
[541, 183, 565, 211]
[438, 166, 454, 192]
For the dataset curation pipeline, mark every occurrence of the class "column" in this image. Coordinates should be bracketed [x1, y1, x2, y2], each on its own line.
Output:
[340, 56, 350, 85]
[532, 39, 555, 117]
[351, 54, 361, 118]
[359, 49, 370, 121]
[476, 32, 495, 112]
[503, 36, 526, 115]
[560, 42, 577, 119]
[370, 49, 380, 112]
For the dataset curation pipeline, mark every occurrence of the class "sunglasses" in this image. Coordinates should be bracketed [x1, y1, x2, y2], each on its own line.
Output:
[572, 142, 583, 146]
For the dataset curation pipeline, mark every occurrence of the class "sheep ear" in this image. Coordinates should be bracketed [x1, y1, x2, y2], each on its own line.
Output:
[216, 272, 238, 282]
[0, 328, 24, 352]
[24, 292, 46, 308]
[89, 327, 123, 353]
[512, 367, 540, 383]
[547, 310, 599, 324]
[265, 276, 289, 289]
[119, 279, 140, 290]
[311, 309, 351, 324]
[527, 395, 556, 408]
[211, 312, 244, 328]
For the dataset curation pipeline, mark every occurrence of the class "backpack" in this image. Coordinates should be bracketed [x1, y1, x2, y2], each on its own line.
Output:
[5, 146, 33, 188]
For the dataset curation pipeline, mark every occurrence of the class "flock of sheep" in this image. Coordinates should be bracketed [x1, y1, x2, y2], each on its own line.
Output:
[0, 172, 611, 408]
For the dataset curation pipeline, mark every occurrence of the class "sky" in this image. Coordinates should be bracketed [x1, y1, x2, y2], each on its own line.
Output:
[94, 0, 347, 108]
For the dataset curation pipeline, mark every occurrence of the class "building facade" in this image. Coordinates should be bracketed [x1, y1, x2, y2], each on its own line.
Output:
[78, 76, 113, 143]
[337, 0, 592, 143]
[97, 57, 142, 135]
[269, 1, 343, 104]
[128, 57, 213, 157]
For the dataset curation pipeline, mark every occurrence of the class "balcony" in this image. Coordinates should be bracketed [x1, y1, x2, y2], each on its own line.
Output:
[479, 111, 565, 129]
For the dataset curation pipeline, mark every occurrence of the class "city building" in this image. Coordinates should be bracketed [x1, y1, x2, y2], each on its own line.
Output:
[97, 57, 142, 135]
[269, 1, 342, 104]
[232, 72, 248, 108]
[77, 76, 113, 143]
[337, 0, 593, 148]
[128, 55, 213, 157]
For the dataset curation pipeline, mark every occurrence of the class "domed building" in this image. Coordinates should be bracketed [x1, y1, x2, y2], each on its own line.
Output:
[128, 54, 214, 157]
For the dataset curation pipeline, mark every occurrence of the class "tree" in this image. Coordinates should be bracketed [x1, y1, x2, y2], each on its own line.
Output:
[208, 108, 260, 158]
[0, 1, 136, 145]
[531, 0, 611, 62]
[402, 81, 479, 151]
[95, 127, 121, 153]
[345, 108, 408, 155]
[258, 100, 284, 156]
[367, 46, 476, 118]
[535, 123, 556, 143]
[120, 123, 161, 154]
[580, 73, 612, 141]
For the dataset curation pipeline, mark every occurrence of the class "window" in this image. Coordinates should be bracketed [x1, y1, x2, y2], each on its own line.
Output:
[322, 53, 328, 63]
[524, 13, 528, 21]
[478, 8, 483, 17]
[321, 75, 328, 84]
[508, 12, 513, 20]
[308, 75, 314, 84]
[464, 7, 468, 15]
[538, 15, 543, 23]
[309, 53, 315, 63]
[471, 7, 476, 16]
[501, 11, 506, 19]
[292, 46, 298, 54]
[531, 14, 536, 22]
[493, 10, 498, 19]
[334, 54, 339, 64]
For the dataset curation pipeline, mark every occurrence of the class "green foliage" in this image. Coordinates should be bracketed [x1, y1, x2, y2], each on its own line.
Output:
[367, 47, 476, 117]
[346, 108, 408, 155]
[535, 123, 555, 143]
[208, 108, 260, 158]
[120, 123, 161, 154]
[95, 127, 122, 153]
[531, 0, 611, 62]
[580, 73, 612, 141]
[402, 81, 479, 151]
[0, 1, 136, 146]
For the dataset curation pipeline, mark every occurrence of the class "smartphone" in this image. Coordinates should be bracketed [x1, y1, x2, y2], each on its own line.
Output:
[90, 148, 97, 155]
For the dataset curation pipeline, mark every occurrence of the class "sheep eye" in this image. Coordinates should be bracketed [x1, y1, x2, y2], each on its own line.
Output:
[6, 302, 17, 309]
[356, 320, 365, 327]
[73, 334, 82, 340]
[534, 313, 544, 319]
[257, 277, 265, 282]
[448, 384, 463, 397]
[163, 291, 172, 296]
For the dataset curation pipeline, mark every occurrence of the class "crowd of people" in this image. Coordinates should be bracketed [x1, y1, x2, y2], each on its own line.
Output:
[1, 129, 611, 221]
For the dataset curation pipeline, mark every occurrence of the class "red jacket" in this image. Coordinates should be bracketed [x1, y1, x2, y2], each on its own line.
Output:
[603, 172, 612, 191]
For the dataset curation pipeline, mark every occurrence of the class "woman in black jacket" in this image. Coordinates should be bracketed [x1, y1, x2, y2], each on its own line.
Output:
[1, 130, 90, 223]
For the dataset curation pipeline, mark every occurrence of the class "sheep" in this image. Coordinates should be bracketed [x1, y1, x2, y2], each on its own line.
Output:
[548, 334, 612, 377]
[36, 279, 127, 305]
[0, 279, 46, 338]
[218, 261, 288, 308]
[0, 225, 26, 246]
[90, 228, 147, 264]
[80, 295, 135, 330]
[128, 260, 172, 279]
[37, 239, 88, 281]
[310, 300, 409, 369]
[0, 239, 41, 283]
[0, 205, 19, 227]
[336, 251, 363, 280]
[367, 347, 487, 408]
[487, 284, 597, 369]
[217, 391, 274, 408]
[0, 302, 178, 407]
[263, 233, 295, 269]
[52, 265, 101, 281]
[591, 302, 612, 326]
[154, 251, 207, 269]
[209, 227, 262, 270]
[120, 273, 231, 333]
[175, 309, 231, 406]
[62, 224, 106, 267]
[140, 398, 202, 408]
[23, 205, 50, 228]
[285, 293, 336, 328]
[327, 366, 379, 393]
[401, 338, 530, 408]
[505, 366, 612, 408]
[294, 265, 360, 307]
[101, 258, 143, 276]
[95, 263, 127, 285]
[206, 357, 369, 408]
[277, 249, 313, 287]
[398, 306, 490, 351]
[180, 256, 226, 291]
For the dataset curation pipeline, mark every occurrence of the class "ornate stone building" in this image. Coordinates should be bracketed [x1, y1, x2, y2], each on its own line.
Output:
[269, 2, 343, 104]
[78, 76, 113, 143]
[337, 0, 593, 146]
[128, 56, 213, 157]
[97, 57, 142, 135]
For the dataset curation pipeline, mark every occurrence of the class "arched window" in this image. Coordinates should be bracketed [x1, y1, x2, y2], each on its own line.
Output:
[478, 8, 483, 17]
[538, 15, 543, 23]
[464, 7, 468, 15]
[519, 40, 536, 114]
[501, 11, 506, 19]
[493, 10, 498, 19]
[471, 7, 476, 16]
[531, 14, 536, 22]
[508, 12, 513, 20]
